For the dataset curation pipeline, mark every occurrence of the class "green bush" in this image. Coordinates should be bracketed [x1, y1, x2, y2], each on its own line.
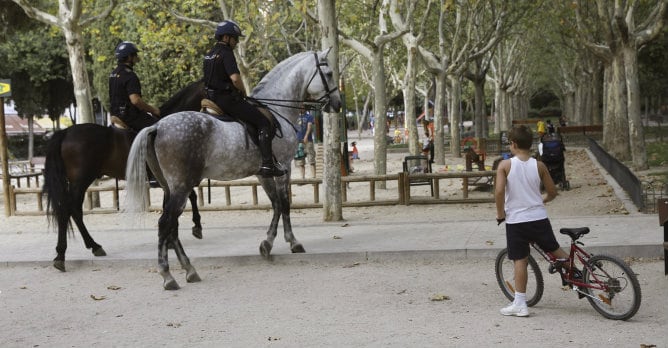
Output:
[7, 133, 49, 159]
[538, 107, 562, 118]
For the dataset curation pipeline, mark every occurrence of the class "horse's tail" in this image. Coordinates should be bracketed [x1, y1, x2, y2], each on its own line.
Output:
[43, 129, 71, 230]
[124, 125, 156, 213]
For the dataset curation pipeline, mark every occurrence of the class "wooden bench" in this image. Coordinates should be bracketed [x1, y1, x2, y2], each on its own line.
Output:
[403, 155, 434, 196]
[1, 160, 43, 188]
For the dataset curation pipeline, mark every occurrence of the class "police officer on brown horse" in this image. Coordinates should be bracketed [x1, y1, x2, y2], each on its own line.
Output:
[203, 20, 286, 177]
[109, 41, 161, 132]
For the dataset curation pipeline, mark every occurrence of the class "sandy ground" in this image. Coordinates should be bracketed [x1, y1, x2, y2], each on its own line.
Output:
[2, 132, 666, 347]
[1, 257, 665, 347]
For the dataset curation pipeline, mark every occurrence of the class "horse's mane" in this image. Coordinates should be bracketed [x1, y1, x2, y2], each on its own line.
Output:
[159, 79, 205, 115]
[252, 51, 314, 96]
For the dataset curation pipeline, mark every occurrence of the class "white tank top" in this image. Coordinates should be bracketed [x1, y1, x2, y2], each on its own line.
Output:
[505, 157, 547, 223]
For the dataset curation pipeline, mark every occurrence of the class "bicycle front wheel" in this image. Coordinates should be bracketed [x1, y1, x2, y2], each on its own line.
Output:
[583, 254, 642, 320]
[495, 248, 544, 307]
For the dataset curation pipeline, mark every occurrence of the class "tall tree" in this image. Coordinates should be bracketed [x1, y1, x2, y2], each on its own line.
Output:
[419, 0, 505, 160]
[340, 0, 406, 184]
[0, 24, 74, 158]
[388, 0, 432, 156]
[317, 0, 343, 221]
[11, 0, 117, 124]
[572, 0, 667, 169]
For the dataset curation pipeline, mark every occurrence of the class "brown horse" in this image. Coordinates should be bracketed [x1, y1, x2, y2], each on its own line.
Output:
[44, 80, 205, 272]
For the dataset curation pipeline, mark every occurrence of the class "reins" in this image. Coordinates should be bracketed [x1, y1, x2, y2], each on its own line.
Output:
[245, 52, 338, 135]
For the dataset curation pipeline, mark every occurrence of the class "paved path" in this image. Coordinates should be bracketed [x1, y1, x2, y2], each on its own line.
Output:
[1, 212, 662, 268]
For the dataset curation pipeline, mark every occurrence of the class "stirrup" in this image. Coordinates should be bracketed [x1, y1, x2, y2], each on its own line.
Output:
[258, 165, 287, 177]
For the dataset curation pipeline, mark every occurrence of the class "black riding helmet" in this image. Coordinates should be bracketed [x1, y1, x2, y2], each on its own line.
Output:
[215, 20, 244, 40]
[114, 41, 139, 61]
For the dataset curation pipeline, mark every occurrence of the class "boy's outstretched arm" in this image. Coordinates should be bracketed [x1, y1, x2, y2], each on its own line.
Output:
[495, 160, 509, 221]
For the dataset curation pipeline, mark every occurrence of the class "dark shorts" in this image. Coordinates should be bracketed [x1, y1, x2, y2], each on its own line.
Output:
[506, 218, 560, 260]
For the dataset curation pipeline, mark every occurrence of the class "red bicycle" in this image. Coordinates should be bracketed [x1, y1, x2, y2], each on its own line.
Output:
[495, 227, 642, 320]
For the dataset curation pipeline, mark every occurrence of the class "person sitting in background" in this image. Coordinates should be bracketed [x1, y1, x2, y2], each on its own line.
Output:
[546, 119, 555, 135]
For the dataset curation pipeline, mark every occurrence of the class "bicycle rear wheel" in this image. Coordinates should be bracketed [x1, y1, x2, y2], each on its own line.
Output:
[582, 254, 642, 320]
[495, 248, 544, 307]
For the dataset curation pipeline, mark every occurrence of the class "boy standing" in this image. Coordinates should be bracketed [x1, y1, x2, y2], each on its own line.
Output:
[495, 125, 570, 317]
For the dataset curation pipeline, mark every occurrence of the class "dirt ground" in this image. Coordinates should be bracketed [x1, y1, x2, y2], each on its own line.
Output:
[2, 135, 666, 347]
[0, 257, 666, 347]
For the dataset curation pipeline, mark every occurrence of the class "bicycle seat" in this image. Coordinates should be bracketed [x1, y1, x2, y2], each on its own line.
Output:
[559, 227, 590, 240]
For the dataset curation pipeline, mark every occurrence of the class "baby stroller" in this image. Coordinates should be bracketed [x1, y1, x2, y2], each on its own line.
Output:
[539, 133, 570, 190]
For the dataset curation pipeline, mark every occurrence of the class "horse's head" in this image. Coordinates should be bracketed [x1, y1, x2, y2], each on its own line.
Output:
[306, 48, 342, 113]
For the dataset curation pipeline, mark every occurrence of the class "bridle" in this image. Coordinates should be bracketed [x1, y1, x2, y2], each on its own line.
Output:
[249, 52, 338, 112]
[304, 52, 339, 108]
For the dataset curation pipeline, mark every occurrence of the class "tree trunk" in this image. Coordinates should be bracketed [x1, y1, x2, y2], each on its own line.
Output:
[433, 71, 447, 164]
[372, 50, 388, 188]
[404, 44, 419, 155]
[448, 76, 462, 158]
[64, 30, 94, 124]
[603, 54, 630, 160]
[27, 115, 34, 160]
[318, 0, 342, 221]
[622, 45, 648, 170]
[471, 75, 486, 138]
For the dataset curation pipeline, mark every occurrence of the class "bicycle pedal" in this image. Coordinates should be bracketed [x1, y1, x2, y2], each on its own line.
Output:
[548, 264, 558, 274]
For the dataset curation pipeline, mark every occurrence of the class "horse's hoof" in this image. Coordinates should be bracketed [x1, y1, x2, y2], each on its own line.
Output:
[259, 240, 272, 258]
[192, 226, 203, 240]
[53, 260, 66, 272]
[291, 243, 306, 253]
[163, 279, 180, 290]
[92, 246, 107, 257]
[186, 270, 201, 283]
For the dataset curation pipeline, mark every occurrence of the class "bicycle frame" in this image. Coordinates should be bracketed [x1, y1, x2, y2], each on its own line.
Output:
[530, 241, 615, 304]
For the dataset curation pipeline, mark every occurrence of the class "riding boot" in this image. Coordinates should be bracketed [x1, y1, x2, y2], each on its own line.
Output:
[257, 130, 286, 177]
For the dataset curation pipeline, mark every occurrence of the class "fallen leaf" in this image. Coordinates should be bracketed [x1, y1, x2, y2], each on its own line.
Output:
[90, 295, 106, 301]
[430, 294, 450, 301]
[397, 289, 407, 295]
[341, 223, 349, 227]
[20, 286, 27, 290]
[343, 262, 360, 268]
[485, 240, 494, 246]
[267, 336, 281, 341]
[333, 235, 342, 239]
[167, 322, 181, 328]
[107, 285, 122, 291]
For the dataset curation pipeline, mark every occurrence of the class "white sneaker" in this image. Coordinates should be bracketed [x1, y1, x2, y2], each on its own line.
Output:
[500, 303, 529, 317]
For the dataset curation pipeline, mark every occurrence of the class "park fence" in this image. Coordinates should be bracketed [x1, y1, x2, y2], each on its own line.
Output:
[7, 170, 496, 216]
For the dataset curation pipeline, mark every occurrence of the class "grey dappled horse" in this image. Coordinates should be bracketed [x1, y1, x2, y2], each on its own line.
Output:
[124, 49, 342, 290]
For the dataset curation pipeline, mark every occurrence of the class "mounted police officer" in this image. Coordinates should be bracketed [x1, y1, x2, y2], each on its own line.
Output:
[109, 41, 160, 132]
[203, 20, 285, 177]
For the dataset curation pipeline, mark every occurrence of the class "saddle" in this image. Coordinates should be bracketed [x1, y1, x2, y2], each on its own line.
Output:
[200, 98, 279, 148]
[110, 115, 129, 129]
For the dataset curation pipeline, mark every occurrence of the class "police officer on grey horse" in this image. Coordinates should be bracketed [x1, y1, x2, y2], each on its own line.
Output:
[203, 20, 285, 177]
[109, 41, 160, 132]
